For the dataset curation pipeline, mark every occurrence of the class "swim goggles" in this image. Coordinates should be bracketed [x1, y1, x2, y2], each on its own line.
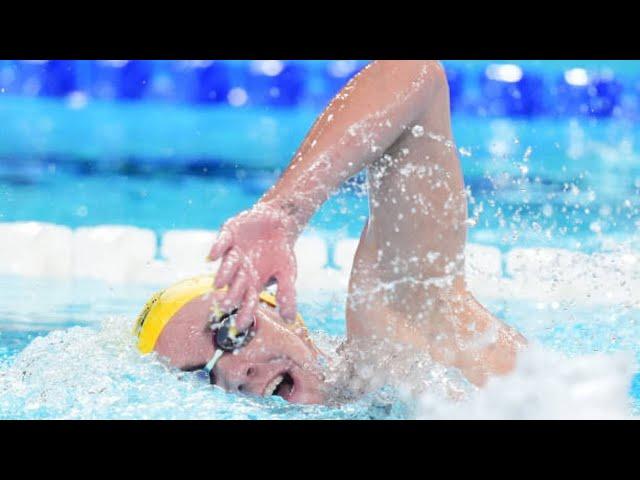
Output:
[203, 307, 255, 383]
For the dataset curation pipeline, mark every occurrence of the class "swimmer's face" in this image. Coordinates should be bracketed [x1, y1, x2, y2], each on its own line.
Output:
[154, 290, 326, 404]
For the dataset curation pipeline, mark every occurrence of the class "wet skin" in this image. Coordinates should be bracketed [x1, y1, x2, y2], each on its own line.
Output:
[156, 61, 527, 405]
[205, 60, 526, 391]
[154, 289, 326, 404]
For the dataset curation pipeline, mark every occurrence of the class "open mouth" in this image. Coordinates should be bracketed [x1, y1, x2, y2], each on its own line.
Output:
[263, 372, 295, 399]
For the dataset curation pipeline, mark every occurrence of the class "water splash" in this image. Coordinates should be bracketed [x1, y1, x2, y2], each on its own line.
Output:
[413, 343, 636, 419]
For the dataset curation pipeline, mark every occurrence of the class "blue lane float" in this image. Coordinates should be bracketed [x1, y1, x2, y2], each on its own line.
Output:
[195, 61, 231, 104]
[443, 65, 464, 111]
[479, 64, 547, 116]
[41, 61, 77, 97]
[319, 60, 367, 105]
[0, 60, 637, 119]
[553, 68, 623, 117]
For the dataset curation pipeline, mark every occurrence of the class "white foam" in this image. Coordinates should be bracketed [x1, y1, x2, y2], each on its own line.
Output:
[506, 247, 589, 279]
[414, 343, 636, 419]
[505, 247, 640, 307]
[72, 225, 157, 283]
[0, 222, 73, 278]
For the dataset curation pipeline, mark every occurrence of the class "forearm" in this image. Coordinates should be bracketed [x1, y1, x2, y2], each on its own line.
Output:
[259, 60, 445, 234]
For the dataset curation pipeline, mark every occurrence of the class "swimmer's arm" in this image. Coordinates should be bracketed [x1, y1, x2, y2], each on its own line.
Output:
[260, 60, 447, 232]
[208, 60, 447, 325]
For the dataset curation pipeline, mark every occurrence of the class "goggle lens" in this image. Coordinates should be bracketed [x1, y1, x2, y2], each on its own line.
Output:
[210, 308, 254, 351]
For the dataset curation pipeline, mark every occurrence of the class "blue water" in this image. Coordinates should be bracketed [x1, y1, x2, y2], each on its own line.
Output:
[0, 274, 638, 419]
[1, 61, 640, 418]
[1, 113, 639, 251]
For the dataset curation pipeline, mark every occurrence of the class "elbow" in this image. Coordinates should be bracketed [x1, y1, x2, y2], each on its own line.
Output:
[430, 61, 448, 89]
[419, 60, 449, 97]
[372, 60, 448, 93]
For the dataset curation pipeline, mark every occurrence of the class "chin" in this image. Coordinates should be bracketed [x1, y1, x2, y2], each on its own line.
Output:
[288, 388, 326, 405]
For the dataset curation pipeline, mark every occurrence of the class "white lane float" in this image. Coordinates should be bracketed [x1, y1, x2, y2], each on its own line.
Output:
[73, 225, 157, 284]
[0, 222, 638, 308]
[0, 222, 73, 278]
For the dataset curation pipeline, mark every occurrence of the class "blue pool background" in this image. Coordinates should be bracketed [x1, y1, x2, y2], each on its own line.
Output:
[1, 60, 639, 252]
[1, 60, 640, 418]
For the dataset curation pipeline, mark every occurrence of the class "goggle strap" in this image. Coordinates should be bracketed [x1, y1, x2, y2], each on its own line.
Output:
[204, 348, 225, 375]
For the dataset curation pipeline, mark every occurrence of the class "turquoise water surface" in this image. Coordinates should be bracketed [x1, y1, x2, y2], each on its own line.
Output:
[1, 62, 640, 418]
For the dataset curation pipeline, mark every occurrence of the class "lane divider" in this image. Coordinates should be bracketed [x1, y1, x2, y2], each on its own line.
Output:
[0, 222, 637, 307]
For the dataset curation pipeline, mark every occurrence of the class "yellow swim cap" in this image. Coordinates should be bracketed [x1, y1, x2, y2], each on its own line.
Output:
[134, 274, 304, 354]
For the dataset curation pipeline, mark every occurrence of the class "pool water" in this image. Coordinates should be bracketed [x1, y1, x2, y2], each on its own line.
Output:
[2, 114, 639, 250]
[1, 91, 640, 418]
[0, 274, 638, 419]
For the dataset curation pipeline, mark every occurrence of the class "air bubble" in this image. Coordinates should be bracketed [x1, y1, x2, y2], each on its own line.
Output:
[411, 125, 425, 138]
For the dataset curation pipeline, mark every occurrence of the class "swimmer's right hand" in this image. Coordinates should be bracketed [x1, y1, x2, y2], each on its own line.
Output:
[207, 202, 299, 330]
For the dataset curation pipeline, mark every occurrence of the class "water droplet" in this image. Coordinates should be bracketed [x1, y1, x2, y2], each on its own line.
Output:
[426, 251, 440, 263]
[599, 205, 611, 217]
[411, 125, 425, 138]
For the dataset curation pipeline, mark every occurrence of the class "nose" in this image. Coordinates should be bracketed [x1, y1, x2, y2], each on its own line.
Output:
[220, 362, 257, 393]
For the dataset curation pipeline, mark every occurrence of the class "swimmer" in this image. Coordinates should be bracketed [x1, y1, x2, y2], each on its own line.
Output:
[135, 60, 527, 404]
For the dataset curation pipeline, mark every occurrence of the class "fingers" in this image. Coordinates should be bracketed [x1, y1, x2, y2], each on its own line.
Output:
[214, 248, 241, 289]
[207, 229, 232, 262]
[221, 270, 248, 311]
[235, 286, 258, 331]
[275, 271, 297, 323]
